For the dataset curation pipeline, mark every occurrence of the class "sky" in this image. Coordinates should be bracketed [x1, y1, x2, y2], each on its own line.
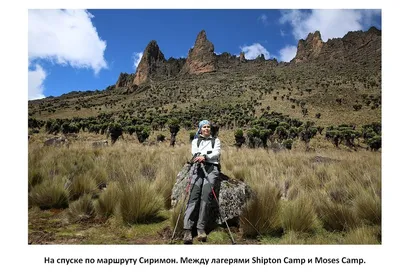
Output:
[28, 9, 381, 100]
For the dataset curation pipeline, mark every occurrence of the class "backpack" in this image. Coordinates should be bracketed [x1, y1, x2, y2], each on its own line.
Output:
[197, 137, 216, 149]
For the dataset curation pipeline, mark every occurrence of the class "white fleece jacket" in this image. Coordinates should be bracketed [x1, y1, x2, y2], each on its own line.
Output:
[191, 136, 221, 165]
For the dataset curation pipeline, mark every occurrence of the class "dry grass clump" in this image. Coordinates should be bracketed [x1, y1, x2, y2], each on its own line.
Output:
[93, 182, 120, 219]
[68, 194, 95, 222]
[28, 176, 69, 210]
[280, 195, 318, 233]
[341, 226, 381, 244]
[117, 180, 164, 225]
[240, 182, 281, 237]
[353, 189, 381, 225]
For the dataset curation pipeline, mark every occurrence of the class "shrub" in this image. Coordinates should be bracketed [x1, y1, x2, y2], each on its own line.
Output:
[234, 129, 246, 148]
[353, 104, 362, 111]
[367, 136, 381, 151]
[282, 139, 293, 150]
[108, 122, 123, 144]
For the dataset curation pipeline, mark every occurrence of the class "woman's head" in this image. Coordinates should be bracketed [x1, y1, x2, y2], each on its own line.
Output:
[195, 120, 211, 138]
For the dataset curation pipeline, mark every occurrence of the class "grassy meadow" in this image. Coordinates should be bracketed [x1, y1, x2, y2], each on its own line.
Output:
[28, 131, 381, 245]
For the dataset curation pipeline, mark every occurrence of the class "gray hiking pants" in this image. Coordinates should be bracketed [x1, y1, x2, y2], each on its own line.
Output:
[183, 163, 220, 230]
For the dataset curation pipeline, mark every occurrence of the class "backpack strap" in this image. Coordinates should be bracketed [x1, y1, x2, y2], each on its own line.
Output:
[197, 137, 216, 149]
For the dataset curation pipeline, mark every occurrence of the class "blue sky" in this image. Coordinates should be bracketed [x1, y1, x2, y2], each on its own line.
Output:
[28, 9, 381, 100]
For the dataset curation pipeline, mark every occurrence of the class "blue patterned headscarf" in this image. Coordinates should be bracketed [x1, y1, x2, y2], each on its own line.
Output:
[194, 120, 210, 139]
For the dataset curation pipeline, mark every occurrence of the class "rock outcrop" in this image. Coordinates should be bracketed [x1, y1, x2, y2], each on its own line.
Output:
[239, 52, 246, 62]
[180, 30, 217, 75]
[293, 27, 381, 66]
[293, 31, 324, 63]
[171, 163, 252, 226]
[133, 40, 167, 85]
[116, 72, 135, 88]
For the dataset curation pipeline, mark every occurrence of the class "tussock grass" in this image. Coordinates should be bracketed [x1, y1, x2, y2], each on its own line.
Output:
[67, 173, 98, 201]
[313, 193, 359, 231]
[28, 139, 381, 244]
[354, 189, 381, 225]
[341, 226, 381, 244]
[280, 195, 318, 233]
[240, 182, 281, 237]
[93, 182, 120, 219]
[28, 168, 45, 192]
[28, 176, 69, 210]
[68, 194, 95, 222]
[117, 180, 164, 225]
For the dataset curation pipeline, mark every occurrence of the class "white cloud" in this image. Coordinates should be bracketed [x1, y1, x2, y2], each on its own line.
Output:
[28, 64, 46, 100]
[240, 43, 270, 60]
[280, 29, 286, 37]
[28, 9, 107, 74]
[132, 52, 143, 71]
[258, 14, 268, 26]
[279, 9, 381, 42]
[279, 45, 297, 62]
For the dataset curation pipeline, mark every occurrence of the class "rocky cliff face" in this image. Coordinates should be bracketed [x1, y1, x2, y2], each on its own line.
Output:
[293, 27, 381, 66]
[117, 27, 380, 87]
[116, 73, 134, 88]
[180, 30, 217, 75]
[293, 31, 324, 63]
[133, 40, 167, 85]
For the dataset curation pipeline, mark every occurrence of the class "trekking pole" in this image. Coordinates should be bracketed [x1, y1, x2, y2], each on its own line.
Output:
[169, 153, 201, 244]
[199, 162, 236, 245]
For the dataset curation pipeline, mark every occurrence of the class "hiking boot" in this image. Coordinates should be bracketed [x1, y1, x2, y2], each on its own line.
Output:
[183, 230, 193, 244]
[197, 229, 207, 242]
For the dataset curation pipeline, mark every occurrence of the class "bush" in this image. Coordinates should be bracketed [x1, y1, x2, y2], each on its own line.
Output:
[234, 129, 246, 148]
[367, 136, 381, 151]
[282, 139, 293, 150]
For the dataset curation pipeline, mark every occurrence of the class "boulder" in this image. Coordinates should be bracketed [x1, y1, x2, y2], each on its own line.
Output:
[43, 136, 69, 148]
[171, 163, 252, 226]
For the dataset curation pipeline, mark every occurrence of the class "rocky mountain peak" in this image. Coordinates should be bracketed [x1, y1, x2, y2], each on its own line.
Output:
[180, 30, 217, 75]
[133, 40, 166, 85]
[293, 31, 324, 63]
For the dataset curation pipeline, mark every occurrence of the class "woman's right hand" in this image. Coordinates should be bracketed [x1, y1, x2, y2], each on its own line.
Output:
[194, 156, 206, 163]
